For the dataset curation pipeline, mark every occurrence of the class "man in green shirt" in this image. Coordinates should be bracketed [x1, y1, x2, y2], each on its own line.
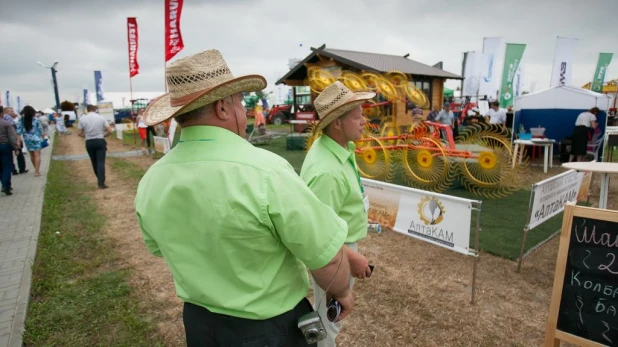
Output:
[134, 50, 354, 346]
[301, 81, 375, 347]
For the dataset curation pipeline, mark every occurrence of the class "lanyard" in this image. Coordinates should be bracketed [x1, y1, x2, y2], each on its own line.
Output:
[349, 156, 364, 194]
[177, 138, 214, 144]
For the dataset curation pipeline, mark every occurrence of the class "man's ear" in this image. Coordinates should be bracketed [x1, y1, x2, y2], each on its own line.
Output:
[213, 98, 231, 121]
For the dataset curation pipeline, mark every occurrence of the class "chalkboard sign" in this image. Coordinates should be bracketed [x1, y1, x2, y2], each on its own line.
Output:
[545, 204, 618, 347]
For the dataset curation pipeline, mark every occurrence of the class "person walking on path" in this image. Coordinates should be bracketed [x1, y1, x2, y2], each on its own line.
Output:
[134, 49, 354, 347]
[16, 106, 44, 177]
[135, 109, 150, 153]
[3, 106, 28, 175]
[300, 81, 375, 347]
[0, 117, 19, 195]
[78, 104, 112, 189]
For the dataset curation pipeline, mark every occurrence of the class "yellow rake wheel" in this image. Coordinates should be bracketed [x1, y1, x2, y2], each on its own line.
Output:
[340, 71, 368, 92]
[456, 125, 526, 198]
[304, 123, 321, 151]
[375, 75, 400, 101]
[362, 100, 382, 121]
[386, 71, 409, 88]
[402, 136, 453, 192]
[355, 136, 391, 181]
[380, 121, 400, 147]
[360, 72, 382, 91]
[404, 82, 429, 109]
[308, 68, 336, 94]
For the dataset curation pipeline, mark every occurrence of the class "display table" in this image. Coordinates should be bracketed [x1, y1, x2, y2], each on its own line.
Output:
[562, 162, 618, 209]
[512, 139, 556, 174]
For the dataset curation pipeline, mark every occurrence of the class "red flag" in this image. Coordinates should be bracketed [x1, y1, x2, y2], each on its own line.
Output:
[127, 17, 139, 77]
[165, 0, 184, 62]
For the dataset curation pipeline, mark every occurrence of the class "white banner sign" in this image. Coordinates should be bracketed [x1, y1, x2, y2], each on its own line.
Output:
[168, 118, 178, 146]
[153, 136, 171, 154]
[550, 37, 578, 87]
[362, 178, 475, 256]
[479, 37, 502, 97]
[463, 51, 488, 97]
[528, 169, 583, 230]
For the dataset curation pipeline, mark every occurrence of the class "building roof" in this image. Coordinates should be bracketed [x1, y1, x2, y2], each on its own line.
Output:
[277, 45, 462, 85]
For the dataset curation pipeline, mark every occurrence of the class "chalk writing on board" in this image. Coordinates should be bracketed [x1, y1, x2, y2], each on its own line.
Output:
[557, 216, 618, 345]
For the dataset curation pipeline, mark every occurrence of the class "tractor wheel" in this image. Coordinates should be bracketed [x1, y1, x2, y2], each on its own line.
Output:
[271, 113, 285, 126]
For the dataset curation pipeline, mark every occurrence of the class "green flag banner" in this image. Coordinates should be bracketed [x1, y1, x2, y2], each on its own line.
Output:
[591, 53, 613, 93]
[499, 43, 526, 108]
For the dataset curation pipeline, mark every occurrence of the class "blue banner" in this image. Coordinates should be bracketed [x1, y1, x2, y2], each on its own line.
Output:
[94, 71, 104, 102]
[16, 96, 22, 113]
[5, 90, 10, 107]
[83, 89, 89, 106]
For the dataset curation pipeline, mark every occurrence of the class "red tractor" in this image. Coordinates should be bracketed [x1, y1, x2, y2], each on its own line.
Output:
[267, 104, 293, 125]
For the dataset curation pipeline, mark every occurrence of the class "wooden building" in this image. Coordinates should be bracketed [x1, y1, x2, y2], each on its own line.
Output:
[276, 44, 462, 115]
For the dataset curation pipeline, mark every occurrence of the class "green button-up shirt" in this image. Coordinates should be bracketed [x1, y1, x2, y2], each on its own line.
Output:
[134, 126, 347, 320]
[300, 135, 368, 243]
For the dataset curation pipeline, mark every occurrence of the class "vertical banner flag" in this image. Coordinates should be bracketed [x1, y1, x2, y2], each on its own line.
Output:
[16, 96, 22, 113]
[127, 17, 139, 77]
[591, 53, 613, 93]
[550, 36, 578, 87]
[479, 37, 502, 97]
[83, 89, 89, 106]
[462, 51, 487, 97]
[5, 91, 11, 107]
[499, 43, 526, 108]
[94, 71, 104, 102]
[513, 64, 524, 100]
[165, 0, 184, 61]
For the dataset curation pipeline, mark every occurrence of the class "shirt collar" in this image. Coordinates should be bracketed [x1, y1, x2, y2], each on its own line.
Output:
[320, 134, 355, 164]
[179, 125, 248, 144]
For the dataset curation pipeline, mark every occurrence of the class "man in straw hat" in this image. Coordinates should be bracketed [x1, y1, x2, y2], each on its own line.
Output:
[300, 81, 375, 347]
[134, 49, 355, 346]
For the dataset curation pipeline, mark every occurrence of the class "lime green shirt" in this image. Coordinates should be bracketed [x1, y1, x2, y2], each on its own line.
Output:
[134, 126, 347, 320]
[300, 135, 368, 243]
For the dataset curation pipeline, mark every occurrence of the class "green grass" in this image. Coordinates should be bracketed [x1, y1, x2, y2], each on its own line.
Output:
[109, 157, 147, 181]
[24, 146, 164, 346]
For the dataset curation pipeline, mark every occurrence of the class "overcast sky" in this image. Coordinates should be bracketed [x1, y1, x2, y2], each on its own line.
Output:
[1, 0, 617, 108]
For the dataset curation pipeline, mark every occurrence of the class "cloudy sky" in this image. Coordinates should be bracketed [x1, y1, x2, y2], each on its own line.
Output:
[1, 0, 617, 109]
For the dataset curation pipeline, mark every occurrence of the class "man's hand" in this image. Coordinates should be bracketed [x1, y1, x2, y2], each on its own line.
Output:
[347, 248, 371, 279]
[330, 289, 354, 322]
[14, 150, 20, 156]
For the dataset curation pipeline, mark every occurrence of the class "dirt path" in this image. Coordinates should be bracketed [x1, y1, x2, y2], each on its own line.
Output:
[54, 134, 617, 346]
[54, 134, 184, 346]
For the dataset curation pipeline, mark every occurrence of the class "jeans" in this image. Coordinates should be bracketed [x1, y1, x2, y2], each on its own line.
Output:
[0, 144, 13, 190]
[85, 139, 106, 187]
[183, 299, 314, 347]
[13, 144, 26, 173]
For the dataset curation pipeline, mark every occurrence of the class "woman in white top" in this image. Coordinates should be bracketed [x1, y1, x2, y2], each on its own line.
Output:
[569, 107, 599, 162]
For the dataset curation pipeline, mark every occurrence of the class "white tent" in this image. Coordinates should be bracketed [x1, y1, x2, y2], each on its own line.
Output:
[514, 85, 610, 111]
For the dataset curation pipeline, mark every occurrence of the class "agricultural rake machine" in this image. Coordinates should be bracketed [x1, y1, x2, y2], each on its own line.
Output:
[304, 67, 528, 198]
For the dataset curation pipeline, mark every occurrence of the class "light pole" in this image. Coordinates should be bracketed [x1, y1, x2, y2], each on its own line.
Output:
[37, 61, 60, 111]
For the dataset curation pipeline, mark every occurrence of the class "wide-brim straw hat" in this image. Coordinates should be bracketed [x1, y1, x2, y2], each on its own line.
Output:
[314, 81, 375, 133]
[143, 49, 267, 126]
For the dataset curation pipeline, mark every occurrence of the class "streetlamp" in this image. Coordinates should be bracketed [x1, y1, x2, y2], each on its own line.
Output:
[37, 61, 60, 111]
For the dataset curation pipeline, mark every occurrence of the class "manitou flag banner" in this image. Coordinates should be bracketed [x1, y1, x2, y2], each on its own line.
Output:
[591, 53, 613, 93]
[165, 0, 184, 61]
[5, 91, 11, 107]
[127, 17, 139, 77]
[499, 43, 526, 108]
[479, 37, 502, 97]
[550, 37, 578, 87]
[83, 89, 89, 106]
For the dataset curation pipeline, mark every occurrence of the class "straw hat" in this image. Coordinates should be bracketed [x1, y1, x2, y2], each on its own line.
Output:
[143, 49, 267, 125]
[314, 81, 375, 132]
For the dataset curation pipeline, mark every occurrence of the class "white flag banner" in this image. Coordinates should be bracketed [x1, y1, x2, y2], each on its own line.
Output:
[550, 37, 578, 87]
[479, 37, 502, 97]
[463, 52, 487, 96]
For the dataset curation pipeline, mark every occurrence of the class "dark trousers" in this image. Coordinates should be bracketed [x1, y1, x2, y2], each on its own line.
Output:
[12, 144, 26, 173]
[145, 126, 157, 148]
[0, 144, 13, 189]
[85, 139, 106, 187]
[183, 299, 315, 347]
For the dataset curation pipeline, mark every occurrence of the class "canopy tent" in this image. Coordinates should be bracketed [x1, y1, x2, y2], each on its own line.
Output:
[513, 85, 610, 160]
[443, 87, 454, 97]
